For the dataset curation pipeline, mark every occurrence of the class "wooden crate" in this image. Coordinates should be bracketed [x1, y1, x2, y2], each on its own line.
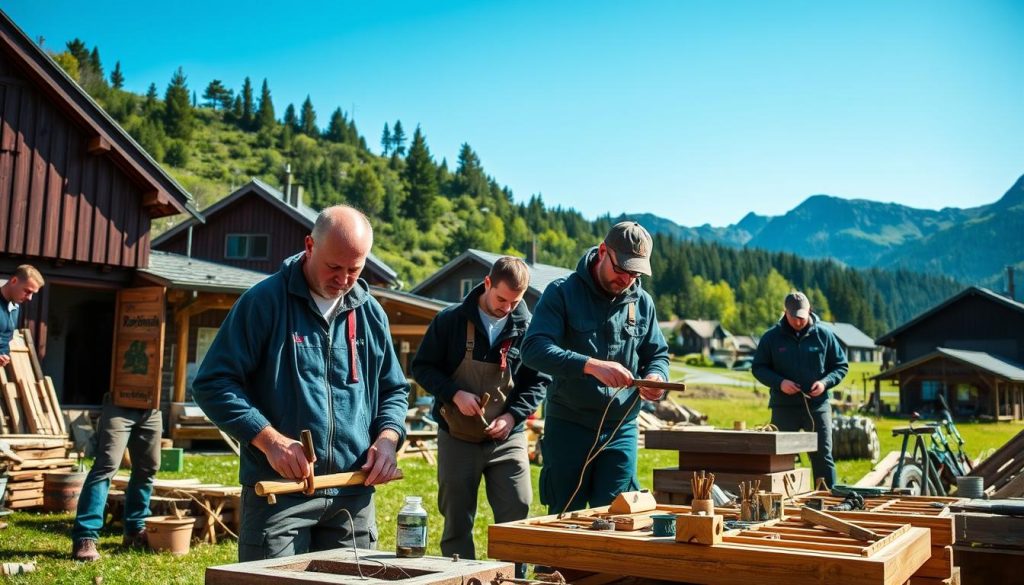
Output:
[644, 429, 817, 455]
[205, 548, 514, 585]
[489, 504, 931, 585]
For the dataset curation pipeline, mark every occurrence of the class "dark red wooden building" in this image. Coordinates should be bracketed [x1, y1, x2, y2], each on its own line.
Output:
[0, 9, 201, 405]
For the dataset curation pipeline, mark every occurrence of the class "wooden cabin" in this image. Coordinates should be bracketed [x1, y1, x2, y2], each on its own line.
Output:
[874, 286, 1024, 421]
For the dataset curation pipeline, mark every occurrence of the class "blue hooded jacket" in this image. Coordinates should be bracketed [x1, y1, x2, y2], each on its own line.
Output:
[752, 313, 849, 408]
[521, 247, 670, 430]
[192, 253, 409, 492]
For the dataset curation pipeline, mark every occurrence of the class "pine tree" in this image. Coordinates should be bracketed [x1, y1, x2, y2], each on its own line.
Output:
[325, 107, 347, 142]
[345, 165, 386, 216]
[143, 82, 160, 117]
[401, 126, 439, 229]
[240, 77, 254, 128]
[65, 39, 89, 67]
[110, 61, 124, 89]
[202, 80, 230, 109]
[256, 78, 276, 130]
[299, 95, 317, 137]
[455, 143, 489, 199]
[283, 104, 298, 131]
[391, 120, 407, 156]
[230, 95, 243, 122]
[380, 122, 392, 156]
[163, 67, 193, 140]
[88, 47, 103, 77]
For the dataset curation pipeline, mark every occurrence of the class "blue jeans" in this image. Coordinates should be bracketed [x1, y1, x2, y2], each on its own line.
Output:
[540, 416, 639, 514]
[238, 487, 378, 561]
[72, 400, 162, 541]
[771, 402, 836, 488]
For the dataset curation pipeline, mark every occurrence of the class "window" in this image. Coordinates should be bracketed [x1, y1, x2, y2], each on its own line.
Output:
[921, 380, 940, 401]
[459, 279, 476, 298]
[956, 383, 978, 404]
[225, 234, 270, 259]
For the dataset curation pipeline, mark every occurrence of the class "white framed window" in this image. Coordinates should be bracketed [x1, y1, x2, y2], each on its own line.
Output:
[225, 234, 270, 259]
[459, 278, 476, 298]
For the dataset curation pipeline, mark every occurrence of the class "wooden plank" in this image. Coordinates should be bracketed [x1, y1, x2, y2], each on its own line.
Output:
[856, 451, 902, 487]
[59, 119, 82, 261]
[6, 82, 35, 254]
[0, 84, 19, 248]
[644, 429, 818, 455]
[655, 467, 812, 496]
[41, 114, 68, 258]
[2, 381, 22, 433]
[15, 380, 42, 433]
[913, 546, 952, 579]
[24, 96, 52, 257]
[7, 497, 43, 509]
[74, 155, 95, 262]
[678, 452, 797, 474]
[20, 329, 44, 382]
[44, 376, 65, 434]
[954, 512, 1024, 547]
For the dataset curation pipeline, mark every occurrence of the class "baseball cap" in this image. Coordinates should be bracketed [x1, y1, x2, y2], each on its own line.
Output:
[604, 221, 653, 276]
[784, 291, 810, 319]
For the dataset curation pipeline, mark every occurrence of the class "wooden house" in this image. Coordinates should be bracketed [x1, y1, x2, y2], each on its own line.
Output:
[0, 9, 201, 407]
[827, 322, 879, 363]
[410, 248, 572, 310]
[666, 319, 730, 358]
[874, 286, 1024, 421]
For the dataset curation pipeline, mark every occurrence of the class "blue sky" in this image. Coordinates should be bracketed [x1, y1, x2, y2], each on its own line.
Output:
[6, 1, 1023, 226]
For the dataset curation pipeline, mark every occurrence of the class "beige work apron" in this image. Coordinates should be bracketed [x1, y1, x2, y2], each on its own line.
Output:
[439, 321, 513, 443]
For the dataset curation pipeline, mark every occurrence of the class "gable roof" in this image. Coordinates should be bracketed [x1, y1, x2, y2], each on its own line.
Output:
[827, 322, 877, 349]
[874, 347, 1024, 383]
[410, 249, 574, 299]
[0, 9, 199, 220]
[876, 286, 1024, 345]
[151, 178, 398, 284]
[681, 319, 727, 339]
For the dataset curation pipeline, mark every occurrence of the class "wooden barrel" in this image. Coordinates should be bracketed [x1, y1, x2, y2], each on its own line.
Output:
[43, 471, 88, 513]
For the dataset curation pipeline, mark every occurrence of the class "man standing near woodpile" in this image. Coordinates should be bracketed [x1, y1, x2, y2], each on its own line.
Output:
[521, 222, 670, 513]
[752, 291, 848, 488]
[0, 265, 44, 369]
[412, 257, 549, 570]
[193, 205, 408, 560]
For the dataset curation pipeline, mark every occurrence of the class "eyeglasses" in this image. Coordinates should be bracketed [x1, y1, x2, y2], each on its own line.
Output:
[606, 249, 642, 279]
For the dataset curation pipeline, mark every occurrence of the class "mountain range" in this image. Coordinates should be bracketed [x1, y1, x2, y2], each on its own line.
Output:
[621, 175, 1024, 286]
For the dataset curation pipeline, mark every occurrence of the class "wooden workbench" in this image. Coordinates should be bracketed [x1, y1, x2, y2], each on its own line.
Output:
[205, 548, 513, 585]
[488, 504, 931, 585]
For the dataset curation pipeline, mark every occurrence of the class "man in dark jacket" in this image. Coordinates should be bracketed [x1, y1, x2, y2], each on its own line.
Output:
[412, 257, 549, 564]
[522, 222, 670, 514]
[193, 206, 408, 561]
[752, 291, 848, 488]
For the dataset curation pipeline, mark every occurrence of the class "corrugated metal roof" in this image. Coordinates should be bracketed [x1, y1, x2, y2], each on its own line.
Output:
[139, 251, 269, 293]
[827, 322, 877, 349]
[874, 346, 1024, 382]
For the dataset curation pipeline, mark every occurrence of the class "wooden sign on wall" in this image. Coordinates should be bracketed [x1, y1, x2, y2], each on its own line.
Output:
[110, 287, 166, 409]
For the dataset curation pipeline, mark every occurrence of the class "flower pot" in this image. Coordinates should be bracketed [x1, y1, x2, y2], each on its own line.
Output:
[145, 515, 197, 556]
[43, 471, 88, 513]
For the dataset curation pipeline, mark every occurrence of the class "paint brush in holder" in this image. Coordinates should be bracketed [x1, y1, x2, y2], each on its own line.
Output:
[690, 470, 716, 515]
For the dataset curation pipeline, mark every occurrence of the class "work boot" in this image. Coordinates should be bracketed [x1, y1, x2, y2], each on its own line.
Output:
[72, 538, 100, 562]
[122, 529, 148, 549]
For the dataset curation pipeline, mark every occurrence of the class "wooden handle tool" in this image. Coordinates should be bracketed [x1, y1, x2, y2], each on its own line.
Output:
[800, 506, 880, 542]
[256, 468, 405, 502]
[300, 429, 316, 496]
[631, 379, 686, 392]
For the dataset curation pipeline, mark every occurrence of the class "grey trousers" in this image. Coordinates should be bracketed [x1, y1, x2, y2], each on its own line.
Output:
[437, 429, 531, 560]
[238, 487, 378, 561]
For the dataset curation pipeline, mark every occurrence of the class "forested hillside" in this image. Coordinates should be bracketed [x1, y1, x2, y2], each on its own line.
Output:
[50, 39, 961, 336]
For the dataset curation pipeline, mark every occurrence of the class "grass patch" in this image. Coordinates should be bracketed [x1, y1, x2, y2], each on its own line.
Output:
[2, 396, 1020, 583]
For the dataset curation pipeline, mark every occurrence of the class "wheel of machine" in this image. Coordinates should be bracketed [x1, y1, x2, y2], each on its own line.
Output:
[891, 463, 924, 495]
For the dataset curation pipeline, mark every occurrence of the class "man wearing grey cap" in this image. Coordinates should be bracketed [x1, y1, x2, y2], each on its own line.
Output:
[522, 221, 670, 513]
[752, 291, 848, 487]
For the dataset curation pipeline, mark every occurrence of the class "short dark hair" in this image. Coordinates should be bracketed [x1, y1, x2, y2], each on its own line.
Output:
[489, 257, 530, 291]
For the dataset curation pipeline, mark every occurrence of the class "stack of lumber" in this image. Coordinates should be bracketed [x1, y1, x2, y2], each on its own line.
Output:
[951, 499, 1024, 583]
[0, 330, 66, 437]
[109, 475, 241, 543]
[489, 502, 932, 585]
[645, 429, 815, 504]
[789, 491, 962, 585]
[1, 436, 76, 509]
[970, 428, 1024, 498]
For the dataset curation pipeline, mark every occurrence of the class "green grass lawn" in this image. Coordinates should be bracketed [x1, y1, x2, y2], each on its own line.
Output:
[2, 392, 1020, 584]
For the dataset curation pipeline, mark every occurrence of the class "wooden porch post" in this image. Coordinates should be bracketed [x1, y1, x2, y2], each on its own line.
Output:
[173, 311, 190, 403]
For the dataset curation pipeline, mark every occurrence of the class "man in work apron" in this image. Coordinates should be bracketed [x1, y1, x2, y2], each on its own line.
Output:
[412, 257, 550, 565]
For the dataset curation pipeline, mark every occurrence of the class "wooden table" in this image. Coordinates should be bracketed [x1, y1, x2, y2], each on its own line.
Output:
[489, 503, 931, 585]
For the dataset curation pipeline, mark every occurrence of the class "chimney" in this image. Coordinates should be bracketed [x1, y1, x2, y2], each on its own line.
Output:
[294, 185, 304, 207]
[527, 236, 538, 265]
[1009, 265, 1017, 301]
[284, 164, 295, 207]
